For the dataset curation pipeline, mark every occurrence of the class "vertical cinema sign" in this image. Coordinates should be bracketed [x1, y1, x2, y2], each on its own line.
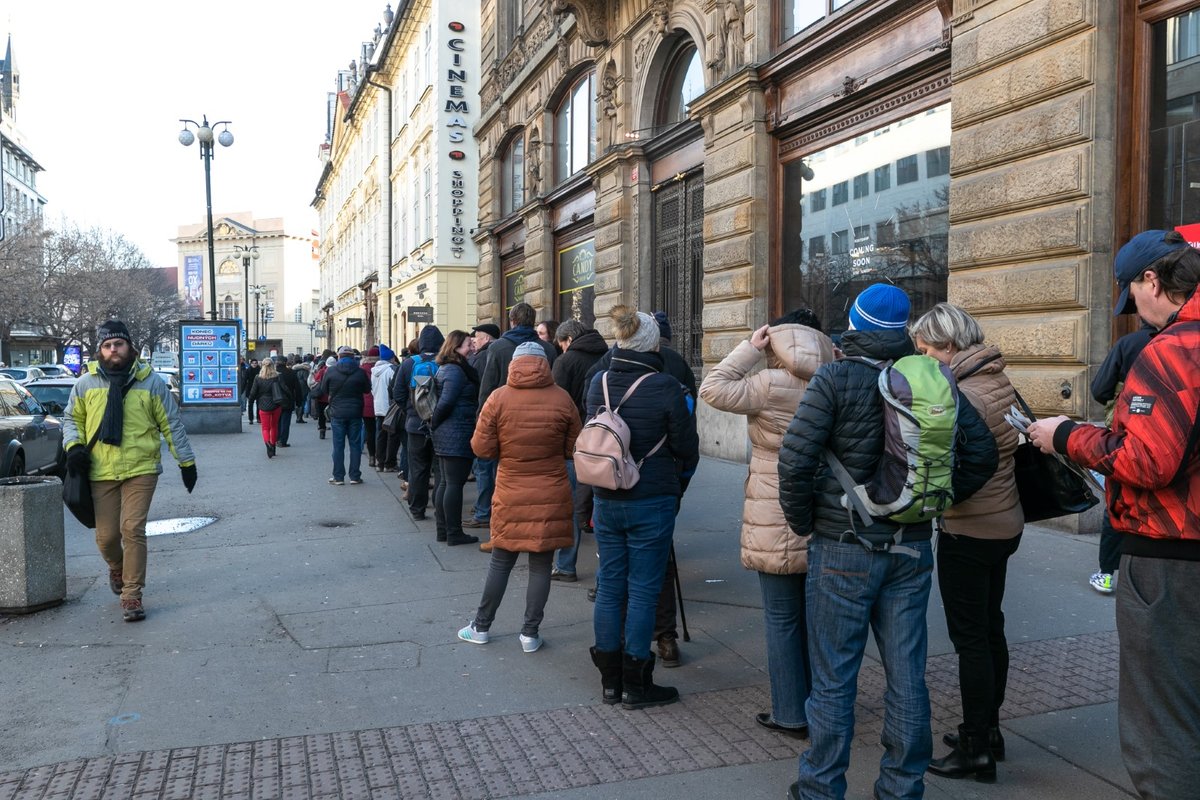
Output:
[446, 21, 469, 259]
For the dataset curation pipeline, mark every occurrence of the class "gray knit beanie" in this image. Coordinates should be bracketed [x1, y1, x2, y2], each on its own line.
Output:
[513, 341, 547, 361]
[617, 312, 661, 353]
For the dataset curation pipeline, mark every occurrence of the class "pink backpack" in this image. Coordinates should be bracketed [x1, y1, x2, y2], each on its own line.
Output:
[574, 372, 667, 490]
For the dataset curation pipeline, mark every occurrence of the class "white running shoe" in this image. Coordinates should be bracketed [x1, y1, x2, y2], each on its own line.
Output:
[519, 634, 543, 653]
[457, 622, 489, 644]
[1089, 571, 1114, 594]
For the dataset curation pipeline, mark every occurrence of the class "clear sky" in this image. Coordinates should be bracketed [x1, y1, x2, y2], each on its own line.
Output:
[6, 0, 394, 267]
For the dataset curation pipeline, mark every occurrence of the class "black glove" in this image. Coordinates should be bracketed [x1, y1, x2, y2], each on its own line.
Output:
[181, 463, 198, 493]
[65, 446, 90, 477]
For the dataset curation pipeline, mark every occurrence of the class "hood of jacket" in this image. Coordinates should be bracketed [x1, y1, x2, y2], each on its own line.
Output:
[950, 344, 1006, 381]
[507, 355, 554, 388]
[371, 360, 395, 379]
[568, 329, 609, 356]
[417, 325, 445, 353]
[334, 360, 359, 376]
[501, 325, 539, 346]
[839, 328, 914, 361]
[765, 324, 833, 380]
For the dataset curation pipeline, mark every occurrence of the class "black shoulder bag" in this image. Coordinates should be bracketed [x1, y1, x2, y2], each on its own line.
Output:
[63, 381, 134, 528]
[1011, 390, 1100, 523]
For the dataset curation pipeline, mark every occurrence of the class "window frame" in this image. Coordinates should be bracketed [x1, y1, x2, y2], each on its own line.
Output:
[655, 43, 705, 129]
[554, 71, 597, 186]
[501, 131, 526, 217]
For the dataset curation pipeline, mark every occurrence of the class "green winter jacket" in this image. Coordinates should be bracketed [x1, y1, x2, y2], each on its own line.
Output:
[63, 360, 195, 481]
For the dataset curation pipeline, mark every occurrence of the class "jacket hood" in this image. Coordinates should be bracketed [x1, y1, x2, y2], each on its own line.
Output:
[371, 360, 394, 378]
[568, 329, 609, 355]
[334, 361, 360, 376]
[840, 328, 914, 361]
[507, 355, 554, 388]
[765, 324, 834, 380]
[501, 326, 538, 345]
[417, 325, 445, 353]
[951, 343, 1006, 380]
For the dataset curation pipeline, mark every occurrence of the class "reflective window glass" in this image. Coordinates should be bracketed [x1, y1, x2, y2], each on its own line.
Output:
[1149, 10, 1200, 229]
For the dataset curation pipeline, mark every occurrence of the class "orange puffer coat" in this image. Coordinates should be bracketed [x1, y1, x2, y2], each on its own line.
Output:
[471, 356, 582, 552]
[699, 323, 834, 574]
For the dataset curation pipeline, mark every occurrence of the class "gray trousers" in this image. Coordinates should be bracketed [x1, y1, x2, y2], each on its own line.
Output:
[473, 548, 553, 638]
[1116, 553, 1200, 800]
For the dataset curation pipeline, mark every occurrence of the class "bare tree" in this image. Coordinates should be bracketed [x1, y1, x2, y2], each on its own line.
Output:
[0, 213, 49, 364]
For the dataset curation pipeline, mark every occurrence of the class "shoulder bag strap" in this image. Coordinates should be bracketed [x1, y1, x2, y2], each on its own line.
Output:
[612, 371, 655, 412]
[601, 371, 613, 410]
[823, 450, 876, 529]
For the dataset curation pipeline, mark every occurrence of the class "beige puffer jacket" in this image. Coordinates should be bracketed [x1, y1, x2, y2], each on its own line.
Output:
[699, 324, 834, 574]
[943, 344, 1023, 539]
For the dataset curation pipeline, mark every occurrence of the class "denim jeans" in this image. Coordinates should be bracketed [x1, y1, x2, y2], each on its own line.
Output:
[471, 458, 496, 521]
[759, 571, 811, 730]
[330, 416, 363, 482]
[797, 538, 934, 800]
[555, 460, 582, 575]
[592, 494, 677, 660]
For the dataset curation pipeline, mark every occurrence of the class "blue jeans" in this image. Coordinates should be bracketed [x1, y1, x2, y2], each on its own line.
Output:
[797, 538, 934, 800]
[471, 458, 496, 521]
[330, 417, 363, 482]
[592, 494, 676, 660]
[555, 460, 582, 575]
[759, 571, 811, 730]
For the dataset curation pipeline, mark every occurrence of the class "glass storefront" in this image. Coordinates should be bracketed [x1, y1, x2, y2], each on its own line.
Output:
[557, 238, 596, 328]
[1149, 9, 1200, 231]
[779, 103, 950, 333]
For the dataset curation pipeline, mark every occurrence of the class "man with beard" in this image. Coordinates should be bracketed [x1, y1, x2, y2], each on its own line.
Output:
[63, 320, 197, 622]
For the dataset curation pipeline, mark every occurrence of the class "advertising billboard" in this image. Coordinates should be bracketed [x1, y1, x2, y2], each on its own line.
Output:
[178, 320, 241, 406]
[183, 255, 204, 315]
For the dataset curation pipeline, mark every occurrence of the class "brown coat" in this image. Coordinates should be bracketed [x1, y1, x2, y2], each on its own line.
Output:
[471, 357, 582, 552]
[943, 344, 1023, 538]
[698, 324, 834, 574]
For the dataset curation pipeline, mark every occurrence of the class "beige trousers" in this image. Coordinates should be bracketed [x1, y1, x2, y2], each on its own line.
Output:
[91, 474, 158, 601]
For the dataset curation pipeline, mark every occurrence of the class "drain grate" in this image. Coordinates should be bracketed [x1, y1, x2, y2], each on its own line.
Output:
[145, 517, 217, 536]
[317, 521, 354, 528]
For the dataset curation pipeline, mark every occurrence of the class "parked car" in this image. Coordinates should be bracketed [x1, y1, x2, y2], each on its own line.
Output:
[24, 377, 77, 417]
[154, 369, 181, 404]
[36, 364, 77, 379]
[0, 378, 64, 477]
[0, 366, 48, 386]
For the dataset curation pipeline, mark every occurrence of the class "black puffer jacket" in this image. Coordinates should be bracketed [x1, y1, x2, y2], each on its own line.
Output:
[584, 349, 699, 501]
[585, 340, 697, 401]
[552, 329, 609, 421]
[277, 364, 301, 411]
[777, 328, 998, 545]
[320, 359, 371, 420]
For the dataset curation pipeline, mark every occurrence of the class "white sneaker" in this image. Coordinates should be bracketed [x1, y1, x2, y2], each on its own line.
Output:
[519, 633, 543, 653]
[1089, 571, 1114, 594]
[457, 622, 489, 644]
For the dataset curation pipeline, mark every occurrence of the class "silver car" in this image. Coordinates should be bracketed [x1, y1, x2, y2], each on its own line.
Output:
[0, 366, 48, 386]
[0, 378, 65, 477]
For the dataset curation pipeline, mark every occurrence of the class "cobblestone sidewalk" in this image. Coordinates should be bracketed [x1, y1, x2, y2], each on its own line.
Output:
[0, 630, 1119, 800]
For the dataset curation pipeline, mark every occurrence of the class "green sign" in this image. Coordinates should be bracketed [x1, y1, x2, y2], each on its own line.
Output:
[504, 269, 525, 311]
[558, 239, 595, 293]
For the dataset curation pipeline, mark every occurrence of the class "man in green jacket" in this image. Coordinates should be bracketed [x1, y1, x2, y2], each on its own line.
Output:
[63, 320, 197, 622]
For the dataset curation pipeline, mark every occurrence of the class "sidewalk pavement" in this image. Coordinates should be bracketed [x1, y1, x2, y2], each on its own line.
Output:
[0, 420, 1135, 799]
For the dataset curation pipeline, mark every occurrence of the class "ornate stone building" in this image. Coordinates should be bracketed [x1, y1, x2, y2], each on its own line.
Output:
[473, 0, 1197, 467]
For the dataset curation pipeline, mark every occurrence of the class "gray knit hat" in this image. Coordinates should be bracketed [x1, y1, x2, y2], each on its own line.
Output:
[617, 312, 661, 353]
[513, 341, 547, 360]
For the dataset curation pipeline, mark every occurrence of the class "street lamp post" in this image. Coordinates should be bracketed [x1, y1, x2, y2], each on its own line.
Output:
[249, 285, 266, 346]
[231, 244, 260, 341]
[178, 115, 233, 320]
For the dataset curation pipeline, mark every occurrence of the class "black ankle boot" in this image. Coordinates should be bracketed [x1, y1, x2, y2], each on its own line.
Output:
[589, 647, 622, 705]
[620, 652, 679, 710]
[928, 727, 996, 783]
[942, 725, 1005, 762]
[445, 532, 479, 546]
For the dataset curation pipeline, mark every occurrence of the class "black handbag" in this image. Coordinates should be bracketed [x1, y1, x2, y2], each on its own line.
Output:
[381, 402, 403, 433]
[1011, 390, 1100, 522]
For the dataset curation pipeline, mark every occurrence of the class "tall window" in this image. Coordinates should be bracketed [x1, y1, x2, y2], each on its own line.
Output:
[853, 172, 869, 199]
[1149, 8, 1200, 227]
[502, 133, 525, 216]
[411, 176, 420, 249]
[423, 166, 432, 241]
[219, 296, 239, 319]
[555, 72, 597, 184]
[896, 154, 919, 184]
[656, 44, 705, 127]
[502, 0, 525, 56]
[781, 0, 858, 41]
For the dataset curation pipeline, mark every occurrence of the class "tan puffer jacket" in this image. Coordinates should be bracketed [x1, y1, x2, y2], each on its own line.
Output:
[471, 356, 582, 553]
[943, 344, 1023, 538]
[699, 324, 834, 574]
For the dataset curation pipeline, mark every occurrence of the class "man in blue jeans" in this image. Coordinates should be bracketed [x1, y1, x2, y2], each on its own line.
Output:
[776, 285, 997, 799]
[318, 345, 370, 485]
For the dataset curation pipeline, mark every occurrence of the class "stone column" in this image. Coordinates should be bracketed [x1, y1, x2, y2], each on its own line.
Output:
[522, 205, 553, 314]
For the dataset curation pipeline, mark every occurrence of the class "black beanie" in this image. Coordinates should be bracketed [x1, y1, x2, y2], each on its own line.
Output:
[96, 320, 133, 347]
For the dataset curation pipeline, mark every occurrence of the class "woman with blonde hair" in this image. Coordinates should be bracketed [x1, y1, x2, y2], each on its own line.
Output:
[699, 307, 834, 738]
[911, 302, 1021, 782]
[247, 358, 286, 458]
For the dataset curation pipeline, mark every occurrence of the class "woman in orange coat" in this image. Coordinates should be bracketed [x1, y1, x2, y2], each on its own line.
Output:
[458, 342, 582, 653]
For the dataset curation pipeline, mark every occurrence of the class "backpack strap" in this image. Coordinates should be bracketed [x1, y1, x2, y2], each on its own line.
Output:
[603, 371, 669, 466]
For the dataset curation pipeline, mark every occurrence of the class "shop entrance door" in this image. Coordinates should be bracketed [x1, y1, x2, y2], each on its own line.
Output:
[652, 173, 704, 375]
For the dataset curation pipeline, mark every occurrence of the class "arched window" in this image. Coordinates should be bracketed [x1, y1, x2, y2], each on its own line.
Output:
[501, 133, 525, 216]
[656, 44, 704, 127]
[554, 72, 597, 184]
[219, 295, 240, 320]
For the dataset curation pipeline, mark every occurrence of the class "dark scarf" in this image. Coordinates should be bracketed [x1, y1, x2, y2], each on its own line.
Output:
[97, 365, 133, 446]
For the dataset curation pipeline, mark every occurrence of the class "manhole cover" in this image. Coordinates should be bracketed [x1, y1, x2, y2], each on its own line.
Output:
[317, 521, 354, 528]
[145, 517, 217, 536]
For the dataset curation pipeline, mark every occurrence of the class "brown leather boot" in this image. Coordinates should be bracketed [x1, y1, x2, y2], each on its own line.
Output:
[656, 635, 681, 668]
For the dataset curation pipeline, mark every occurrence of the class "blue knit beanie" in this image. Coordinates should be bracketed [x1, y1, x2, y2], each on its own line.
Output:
[378, 344, 395, 362]
[653, 311, 672, 341]
[847, 284, 910, 331]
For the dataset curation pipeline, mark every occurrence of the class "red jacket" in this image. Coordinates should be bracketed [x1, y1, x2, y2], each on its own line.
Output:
[1060, 291, 1200, 558]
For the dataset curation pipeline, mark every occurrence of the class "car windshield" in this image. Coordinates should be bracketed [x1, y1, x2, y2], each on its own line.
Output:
[0, 369, 25, 379]
[26, 384, 72, 410]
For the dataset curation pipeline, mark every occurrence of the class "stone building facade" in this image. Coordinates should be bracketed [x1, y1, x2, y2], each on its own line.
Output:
[472, 0, 1192, 465]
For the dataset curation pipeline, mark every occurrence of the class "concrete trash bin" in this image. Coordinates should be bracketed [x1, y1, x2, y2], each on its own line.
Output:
[0, 476, 66, 614]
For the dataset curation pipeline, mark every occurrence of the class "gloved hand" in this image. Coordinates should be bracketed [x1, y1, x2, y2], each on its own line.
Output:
[65, 446, 90, 477]
[181, 463, 198, 493]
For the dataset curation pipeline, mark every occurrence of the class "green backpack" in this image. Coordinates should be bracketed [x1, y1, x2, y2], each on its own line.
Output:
[826, 355, 959, 527]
